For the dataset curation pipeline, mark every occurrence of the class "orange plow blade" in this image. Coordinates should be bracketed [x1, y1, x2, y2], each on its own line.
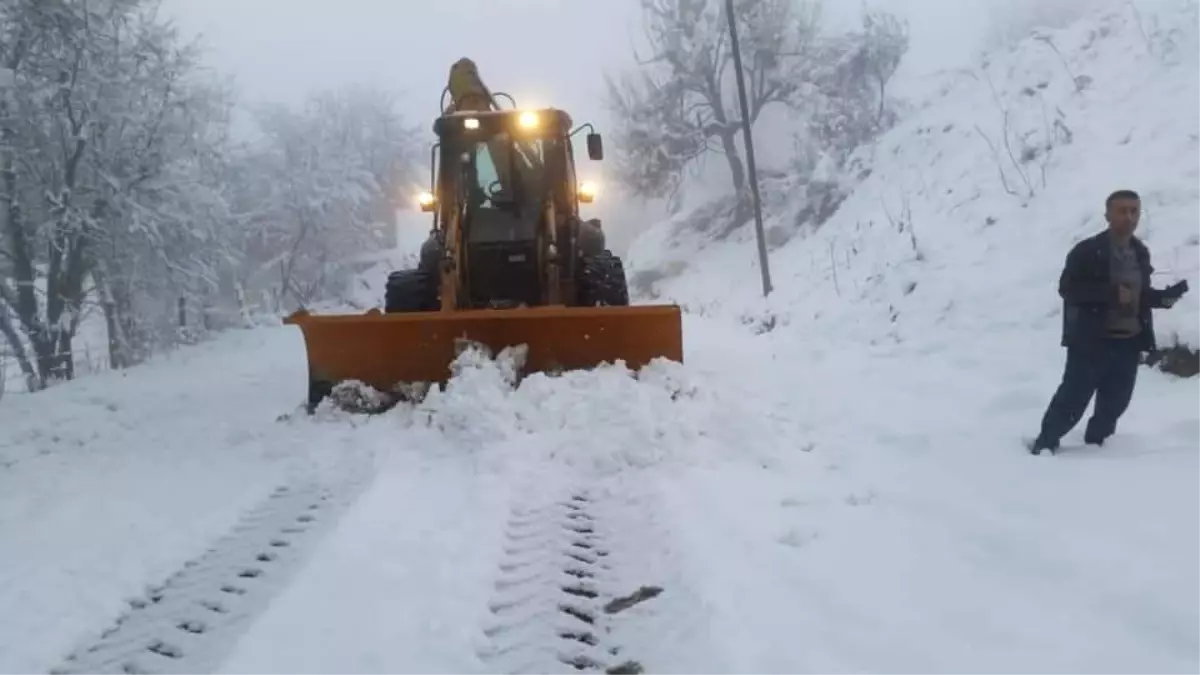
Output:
[284, 305, 683, 410]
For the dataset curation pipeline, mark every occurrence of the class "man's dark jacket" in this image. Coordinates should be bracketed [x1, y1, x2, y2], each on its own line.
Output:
[1058, 230, 1168, 352]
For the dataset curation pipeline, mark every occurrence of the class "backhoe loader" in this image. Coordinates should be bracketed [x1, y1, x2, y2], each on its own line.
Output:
[284, 58, 683, 411]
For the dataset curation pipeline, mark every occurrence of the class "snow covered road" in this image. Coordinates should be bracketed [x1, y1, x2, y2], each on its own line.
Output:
[216, 446, 514, 674]
[0, 329, 341, 673]
[213, 433, 750, 675]
[2, 313, 1197, 674]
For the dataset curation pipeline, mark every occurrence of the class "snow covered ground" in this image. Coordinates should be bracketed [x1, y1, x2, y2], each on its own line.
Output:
[3, 311, 1193, 673]
[2, 1, 1197, 673]
[0, 328, 370, 672]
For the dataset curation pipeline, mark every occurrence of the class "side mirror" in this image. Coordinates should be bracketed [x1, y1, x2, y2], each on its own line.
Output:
[586, 133, 604, 161]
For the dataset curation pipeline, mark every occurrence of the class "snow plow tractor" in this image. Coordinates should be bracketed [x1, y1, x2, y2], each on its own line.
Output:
[284, 58, 683, 411]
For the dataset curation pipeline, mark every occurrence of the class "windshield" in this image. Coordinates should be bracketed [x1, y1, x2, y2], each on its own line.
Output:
[467, 136, 546, 209]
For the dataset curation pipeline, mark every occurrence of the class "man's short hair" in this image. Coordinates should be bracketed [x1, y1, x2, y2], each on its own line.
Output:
[1106, 189, 1140, 208]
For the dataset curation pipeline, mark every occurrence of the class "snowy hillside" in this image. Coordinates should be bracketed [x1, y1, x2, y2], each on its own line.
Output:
[628, 0, 1200, 353]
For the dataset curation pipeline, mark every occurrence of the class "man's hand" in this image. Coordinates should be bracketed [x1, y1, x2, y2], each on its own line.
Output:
[1160, 280, 1188, 309]
[1117, 284, 1134, 305]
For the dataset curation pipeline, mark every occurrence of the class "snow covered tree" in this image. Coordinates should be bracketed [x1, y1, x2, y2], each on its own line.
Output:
[232, 86, 420, 312]
[806, 7, 909, 167]
[606, 0, 908, 209]
[83, 7, 241, 368]
[0, 1, 420, 390]
[604, 0, 824, 205]
[0, 0, 243, 384]
[0, 0, 135, 386]
[980, 0, 1106, 52]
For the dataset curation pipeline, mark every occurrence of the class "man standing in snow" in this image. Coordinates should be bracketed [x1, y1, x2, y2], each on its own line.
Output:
[1030, 189, 1185, 455]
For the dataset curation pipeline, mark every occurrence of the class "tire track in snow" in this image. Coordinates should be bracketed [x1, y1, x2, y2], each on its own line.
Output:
[52, 461, 374, 675]
[476, 482, 667, 674]
[592, 476, 720, 673]
[476, 489, 613, 673]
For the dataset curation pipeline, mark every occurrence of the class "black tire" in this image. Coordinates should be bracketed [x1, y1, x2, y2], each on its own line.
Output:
[577, 218, 606, 258]
[577, 250, 630, 307]
[306, 379, 333, 414]
[385, 269, 437, 312]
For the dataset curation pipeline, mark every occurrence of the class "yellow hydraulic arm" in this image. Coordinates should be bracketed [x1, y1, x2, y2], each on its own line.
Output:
[444, 58, 542, 193]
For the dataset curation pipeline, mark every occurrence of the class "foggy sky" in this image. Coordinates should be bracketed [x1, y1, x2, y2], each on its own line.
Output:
[160, 0, 990, 134]
[159, 0, 997, 251]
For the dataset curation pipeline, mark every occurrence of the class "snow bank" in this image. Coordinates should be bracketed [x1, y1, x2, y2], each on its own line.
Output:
[628, 0, 1200, 352]
[383, 339, 803, 473]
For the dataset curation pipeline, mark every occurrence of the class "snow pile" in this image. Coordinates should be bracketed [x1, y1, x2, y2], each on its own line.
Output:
[628, 0, 1200, 352]
[391, 344, 798, 473]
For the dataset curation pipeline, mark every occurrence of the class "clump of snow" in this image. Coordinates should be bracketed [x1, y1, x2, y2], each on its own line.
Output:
[327, 379, 396, 414]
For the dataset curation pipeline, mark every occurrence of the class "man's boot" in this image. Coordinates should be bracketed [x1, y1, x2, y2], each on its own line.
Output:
[1029, 436, 1059, 455]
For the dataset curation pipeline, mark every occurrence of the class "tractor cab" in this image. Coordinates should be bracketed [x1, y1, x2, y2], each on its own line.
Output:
[417, 108, 605, 309]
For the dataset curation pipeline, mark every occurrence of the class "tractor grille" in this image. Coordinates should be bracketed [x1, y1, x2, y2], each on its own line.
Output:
[467, 242, 541, 308]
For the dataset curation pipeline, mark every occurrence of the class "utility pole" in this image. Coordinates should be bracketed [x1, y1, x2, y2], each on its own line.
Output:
[0, 67, 13, 399]
[0, 67, 13, 235]
[0, 67, 13, 271]
[724, 0, 773, 297]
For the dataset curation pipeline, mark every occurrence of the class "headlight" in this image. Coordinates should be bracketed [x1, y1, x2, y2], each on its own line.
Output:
[417, 191, 436, 212]
[577, 181, 598, 203]
[518, 111, 539, 130]
[463, 117, 480, 130]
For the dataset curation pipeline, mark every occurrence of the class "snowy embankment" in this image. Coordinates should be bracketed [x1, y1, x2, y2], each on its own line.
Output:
[1, 1, 1197, 673]
[628, 0, 1200, 353]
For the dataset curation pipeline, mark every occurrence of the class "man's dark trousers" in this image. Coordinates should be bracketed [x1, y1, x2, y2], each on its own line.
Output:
[1039, 337, 1141, 446]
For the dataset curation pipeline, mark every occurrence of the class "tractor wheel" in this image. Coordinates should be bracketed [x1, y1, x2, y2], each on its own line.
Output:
[385, 270, 437, 312]
[577, 250, 630, 307]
